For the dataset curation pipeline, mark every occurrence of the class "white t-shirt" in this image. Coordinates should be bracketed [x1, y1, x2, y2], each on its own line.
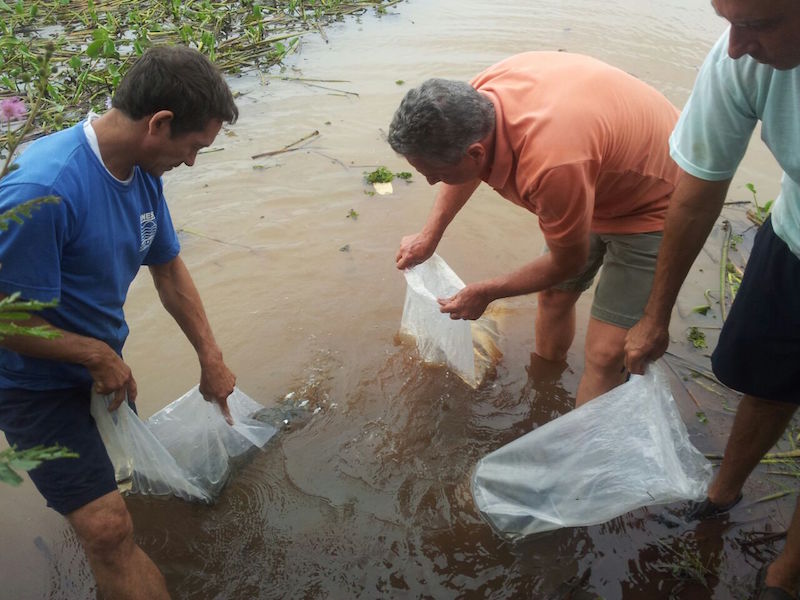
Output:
[670, 29, 800, 256]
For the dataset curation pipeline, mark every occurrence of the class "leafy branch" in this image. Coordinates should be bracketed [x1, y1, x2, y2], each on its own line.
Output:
[0, 444, 78, 486]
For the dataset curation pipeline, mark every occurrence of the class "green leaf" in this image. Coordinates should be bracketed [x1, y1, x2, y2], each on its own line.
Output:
[0, 463, 23, 486]
[8, 458, 41, 471]
[86, 39, 103, 58]
[0, 311, 36, 320]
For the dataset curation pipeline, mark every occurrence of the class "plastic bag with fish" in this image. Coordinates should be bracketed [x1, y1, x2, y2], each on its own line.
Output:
[91, 386, 277, 503]
[471, 363, 712, 538]
[400, 253, 502, 388]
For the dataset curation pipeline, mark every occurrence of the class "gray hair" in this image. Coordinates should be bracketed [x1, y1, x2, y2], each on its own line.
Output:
[387, 78, 495, 165]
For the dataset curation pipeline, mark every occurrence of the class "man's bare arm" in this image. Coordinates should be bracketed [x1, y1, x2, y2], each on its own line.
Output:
[625, 171, 731, 373]
[0, 292, 136, 406]
[396, 178, 482, 269]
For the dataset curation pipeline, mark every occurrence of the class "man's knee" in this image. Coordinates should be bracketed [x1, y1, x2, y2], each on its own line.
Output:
[584, 337, 624, 372]
[538, 288, 579, 312]
[68, 492, 134, 559]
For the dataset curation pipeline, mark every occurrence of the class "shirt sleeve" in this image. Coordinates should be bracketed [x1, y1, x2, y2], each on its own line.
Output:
[670, 31, 759, 181]
[142, 193, 180, 265]
[0, 183, 66, 302]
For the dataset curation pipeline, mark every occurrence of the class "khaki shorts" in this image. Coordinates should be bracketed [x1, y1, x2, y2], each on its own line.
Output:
[543, 231, 663, 329]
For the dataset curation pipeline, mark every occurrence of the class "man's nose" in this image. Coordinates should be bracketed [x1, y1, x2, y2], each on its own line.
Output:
[184, 151, 198, 167]
[728, 25, 759, 60]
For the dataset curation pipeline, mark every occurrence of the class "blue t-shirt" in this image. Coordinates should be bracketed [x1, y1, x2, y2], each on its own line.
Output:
[670, 29, 800, 256]
[0, 122, 180, 389]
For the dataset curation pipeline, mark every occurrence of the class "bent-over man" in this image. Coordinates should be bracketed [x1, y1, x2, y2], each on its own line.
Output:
[389, 51, 679, 405]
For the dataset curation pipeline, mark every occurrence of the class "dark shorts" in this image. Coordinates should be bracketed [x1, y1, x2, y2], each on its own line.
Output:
[712, 217, 800, 404]
[0, 386, 118, 515]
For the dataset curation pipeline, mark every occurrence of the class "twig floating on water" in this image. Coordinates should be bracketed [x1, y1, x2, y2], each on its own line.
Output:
[251, 130, 320, 159]
[178, 227, 254, 251]
[302, 82, 360, 96]
[310, 150, 349, 170]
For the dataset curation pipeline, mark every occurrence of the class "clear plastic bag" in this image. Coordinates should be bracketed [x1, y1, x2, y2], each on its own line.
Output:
[90, 387, 277, 503]
[471, 364, 712, 539]
[400, 254, 501, 387]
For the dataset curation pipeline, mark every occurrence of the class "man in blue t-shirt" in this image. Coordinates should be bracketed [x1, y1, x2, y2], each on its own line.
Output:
[624, 1, 800, 598]
[0, 46, 239, 600]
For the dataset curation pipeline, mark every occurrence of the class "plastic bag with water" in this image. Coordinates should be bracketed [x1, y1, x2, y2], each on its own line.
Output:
[91, 386, 278, 503]
[400, 253, 501, 388]
[471, 364, 713, 539]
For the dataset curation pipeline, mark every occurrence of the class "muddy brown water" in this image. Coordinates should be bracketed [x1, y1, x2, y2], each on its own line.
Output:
[0, 1, 794, 598]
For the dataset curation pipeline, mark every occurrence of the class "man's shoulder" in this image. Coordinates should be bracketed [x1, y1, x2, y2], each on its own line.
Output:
[10, 124, 89, 186]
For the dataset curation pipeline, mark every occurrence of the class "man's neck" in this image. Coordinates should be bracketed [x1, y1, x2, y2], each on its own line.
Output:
[90, 109, 142, 180]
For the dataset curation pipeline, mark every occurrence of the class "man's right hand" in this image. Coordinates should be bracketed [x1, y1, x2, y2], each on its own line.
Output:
[624, 314, 671, 375]
[396, 232, 437, 270]
[84, 342, 137, 410]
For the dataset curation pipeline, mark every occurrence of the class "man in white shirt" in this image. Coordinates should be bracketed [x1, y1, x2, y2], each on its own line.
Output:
[624, 2, 800, 598]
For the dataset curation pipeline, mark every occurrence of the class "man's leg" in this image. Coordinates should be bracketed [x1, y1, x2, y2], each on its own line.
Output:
[707, 394, 796, 506]
[67, 490, 170, 600]
[575, 318, 628, 406]
[534, 287, 582, 361]
[578, 231, 662, 406]
[703, 395, 798, 596]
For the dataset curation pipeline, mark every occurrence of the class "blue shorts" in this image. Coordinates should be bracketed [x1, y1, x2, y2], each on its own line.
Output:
[0, 386, 118, 515]
[712, 217, 800, 404]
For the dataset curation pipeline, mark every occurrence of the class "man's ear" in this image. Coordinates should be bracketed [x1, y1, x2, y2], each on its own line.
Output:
[466, 142, 486, 163]
[147, 110, 174, 137]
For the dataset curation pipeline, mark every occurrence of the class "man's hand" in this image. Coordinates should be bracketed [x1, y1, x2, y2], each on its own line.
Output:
[437, 283, 491, 320]
[396, 232, 437, 270]
[624, 314, 670, 375]
[199, 355, 236, 425]
[84, 343, 138, 411]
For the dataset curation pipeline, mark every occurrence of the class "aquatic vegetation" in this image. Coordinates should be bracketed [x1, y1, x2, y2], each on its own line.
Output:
[0, 444, 78, 486]
[365, 166, 395, 183]
[364, 167, 413, 184]
[687, 327, 706, 349]
[346, 208, 358, 219]
[0, 0, 403, 146]
[745, 182, 774, 227]
[652, 538, 713, 595]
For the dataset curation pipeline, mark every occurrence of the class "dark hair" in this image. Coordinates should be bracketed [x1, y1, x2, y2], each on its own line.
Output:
[387, 78, 495, 165]
[112, 45, 238, 136]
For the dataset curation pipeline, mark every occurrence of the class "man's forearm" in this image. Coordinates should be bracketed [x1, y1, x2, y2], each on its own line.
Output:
[478, 249, 585, 303]
[149, 257, 222, 364]
[0, 305, 108, 368]
[421, 179, 481, 241]
[643, 172, 731, 325]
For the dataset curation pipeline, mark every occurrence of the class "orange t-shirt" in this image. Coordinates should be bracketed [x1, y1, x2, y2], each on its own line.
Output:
[470, 52, 680, 249]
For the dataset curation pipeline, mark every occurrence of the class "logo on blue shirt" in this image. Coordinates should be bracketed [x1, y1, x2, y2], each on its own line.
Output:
[140, 211, 157, 253]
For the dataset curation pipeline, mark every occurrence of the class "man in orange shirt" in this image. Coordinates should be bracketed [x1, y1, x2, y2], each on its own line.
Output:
[388, 52, 679, 405]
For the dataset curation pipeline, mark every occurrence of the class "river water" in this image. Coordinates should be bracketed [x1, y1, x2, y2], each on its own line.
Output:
[0, 1, 791, 598]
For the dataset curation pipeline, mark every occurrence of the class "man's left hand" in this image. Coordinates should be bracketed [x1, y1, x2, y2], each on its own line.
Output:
[437, 284, 490, 320]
